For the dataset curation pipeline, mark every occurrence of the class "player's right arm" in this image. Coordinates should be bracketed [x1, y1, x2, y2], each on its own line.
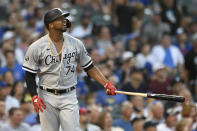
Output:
[25, 71, 46, 113]
[25, 71, 37, 97]
[23, 44, 46, 113]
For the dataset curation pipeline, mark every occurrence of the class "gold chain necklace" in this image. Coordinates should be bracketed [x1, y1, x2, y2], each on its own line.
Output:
[48, 35, 65, 57]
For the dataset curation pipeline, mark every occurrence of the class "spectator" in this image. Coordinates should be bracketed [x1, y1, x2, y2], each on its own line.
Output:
[170, 77, 184, 96]
[113, 40, 125, 58]
[89, 47, 102, 65]
[71, 0, 92, 25]
[34, 7, 44, 31]
[0, 32, 15, 67]
[2, 31, 15, 45]
[71, 12, 93, 38]
[160, 0, 181, 35]
[151, 32, 184, 70]
[118, 51, 136, 84]
[122, 68, 147, 100]
[0, 100, 7, 123]
[0, 50, 25, 82]
[98, 111, 124, 131]
[113, 101, 133, 131]
[125, 38, 139, 55]
[76, 73, 88, 105]
[131, 117, 145, 131]
[96, 26, 113, 53]
[112, 0, 134, 34]
[3, 71, 14, 86]
[179, 103, 197, 131]
[142, 10, 170, 45]
[90, 0, 110, 26]
[157, 107, 178, 131]
[180, 88, 193, 104]
[82, 35, 95, 50]
[49, 0, 61, 9]
[150, 101, 164, 124]
[136, 44, 153, 69]
[2, 31, 24, 65]
[25, 15, 38, 34]
[106, 59, 116, 76]
[96, 89, 127, 107]
[0, 0, 9, 20]
[148, 63, 172, 94]
[105, 46, 117, 61]
[173, 27, 192, 56]
[143, 121, 158, 131]
[0, 49, 5, 68]
[187, 22, 197, 42]
[184, 34, 197, 101]
[14, 28, 32, 64]
[181, 103, 196, 119]
[20, 95, 37, 126]
[130, 0, 152, 7]
[176, 118, 193, 131]
[10, 81, 25, 102]
[1, 107, 30, 131]
[132, 4, 144, 35]
[130, 96, 149, 120]
[0, 82, 19, 112]
[87, 104, 102, 126]
[79, 107, 101, 131]
[83, 93, 97, 108]
[177, 0, 197, 16]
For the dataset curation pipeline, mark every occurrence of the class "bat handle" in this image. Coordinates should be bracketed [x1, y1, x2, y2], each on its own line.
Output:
[147, 93, 185, 103]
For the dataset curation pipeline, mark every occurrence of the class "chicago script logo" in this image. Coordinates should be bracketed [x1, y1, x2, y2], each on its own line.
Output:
[45, 55, 59, 65]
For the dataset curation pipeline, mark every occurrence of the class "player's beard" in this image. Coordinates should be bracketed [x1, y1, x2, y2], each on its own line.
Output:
[59, 26, 67, 32]
[60, 28, 67, 32]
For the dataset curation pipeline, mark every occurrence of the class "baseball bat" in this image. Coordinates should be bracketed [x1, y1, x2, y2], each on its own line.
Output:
[115, 91, 185, 103]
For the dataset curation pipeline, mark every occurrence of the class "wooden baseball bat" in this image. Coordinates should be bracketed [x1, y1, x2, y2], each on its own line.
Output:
[115, 91, 185, 103]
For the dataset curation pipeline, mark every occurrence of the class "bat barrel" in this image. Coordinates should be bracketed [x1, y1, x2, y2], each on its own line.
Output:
[147, 93, 185, 103]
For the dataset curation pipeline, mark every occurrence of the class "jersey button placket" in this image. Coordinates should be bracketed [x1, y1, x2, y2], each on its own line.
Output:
[58, 49, 65, 89]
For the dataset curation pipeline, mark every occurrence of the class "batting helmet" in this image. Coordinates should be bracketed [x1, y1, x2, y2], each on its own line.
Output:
[44, 8, 71, 29]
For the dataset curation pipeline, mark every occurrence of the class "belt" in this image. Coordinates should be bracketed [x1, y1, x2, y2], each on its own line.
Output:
[39, 86, 76, 95]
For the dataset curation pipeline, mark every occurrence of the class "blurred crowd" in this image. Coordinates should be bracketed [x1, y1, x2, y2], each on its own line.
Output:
[0, 0, 197, 131]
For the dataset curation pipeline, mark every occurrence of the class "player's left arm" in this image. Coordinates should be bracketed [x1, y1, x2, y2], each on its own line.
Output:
[86, 66, 117, 95]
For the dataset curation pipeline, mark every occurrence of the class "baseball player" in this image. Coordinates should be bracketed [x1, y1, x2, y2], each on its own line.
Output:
[22, 8, 116, 131]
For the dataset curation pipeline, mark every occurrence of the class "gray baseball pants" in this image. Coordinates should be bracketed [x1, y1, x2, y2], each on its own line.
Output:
[38, 87, 80, 131]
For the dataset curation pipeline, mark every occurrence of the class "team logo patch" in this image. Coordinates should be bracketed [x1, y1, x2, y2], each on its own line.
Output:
[25, 57, 29, 61]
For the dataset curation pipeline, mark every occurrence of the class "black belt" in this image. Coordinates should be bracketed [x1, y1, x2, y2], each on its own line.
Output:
[39, 86, 76, 95]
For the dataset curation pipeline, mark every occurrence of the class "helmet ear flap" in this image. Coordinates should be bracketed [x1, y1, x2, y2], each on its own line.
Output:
[66, 19, 71, 28]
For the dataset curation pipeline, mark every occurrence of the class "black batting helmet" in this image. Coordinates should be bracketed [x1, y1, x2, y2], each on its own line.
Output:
[44, 8, 70, 29]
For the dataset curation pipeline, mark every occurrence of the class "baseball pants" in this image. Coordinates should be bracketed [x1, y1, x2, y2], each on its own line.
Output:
[38, 87, 80, 131]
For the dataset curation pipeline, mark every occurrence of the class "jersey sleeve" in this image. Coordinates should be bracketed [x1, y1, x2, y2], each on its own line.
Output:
[78, 41, 93, 70]
[22, 44, 39, 73]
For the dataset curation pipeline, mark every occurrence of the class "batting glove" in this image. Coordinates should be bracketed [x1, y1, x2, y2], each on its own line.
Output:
[32, 95, 46, 113]
[104, 81, 117, 95]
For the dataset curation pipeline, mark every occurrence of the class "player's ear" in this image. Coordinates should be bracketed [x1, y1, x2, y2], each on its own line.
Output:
[49, 23, 54, 29]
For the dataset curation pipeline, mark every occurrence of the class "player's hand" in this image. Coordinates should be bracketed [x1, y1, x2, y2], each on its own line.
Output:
[32, 95, 46, 113]
[104, 81, 117, 95]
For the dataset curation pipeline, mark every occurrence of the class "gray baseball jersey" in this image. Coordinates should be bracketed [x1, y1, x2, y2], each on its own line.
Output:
[22, 33, 92, 89]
